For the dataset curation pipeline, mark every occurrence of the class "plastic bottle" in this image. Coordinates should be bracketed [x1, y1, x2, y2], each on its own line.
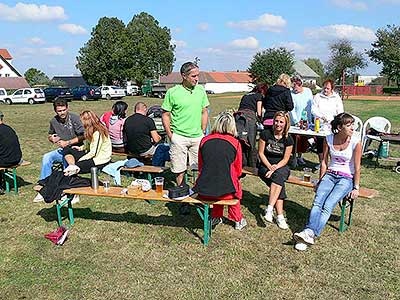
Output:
[91, 167, 99, 190]
[301, 111, 308, 130]
[315, 117, 320, 133]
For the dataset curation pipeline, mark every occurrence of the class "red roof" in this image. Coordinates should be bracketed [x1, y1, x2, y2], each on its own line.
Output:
[0, 49, 12, 60]
[0, 78, 30, 90]
[160, 71, 251, 84]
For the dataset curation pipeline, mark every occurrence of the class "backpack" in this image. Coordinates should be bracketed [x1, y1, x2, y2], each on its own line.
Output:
[146, 105, 165, 134]
[233, 111, 250, 148]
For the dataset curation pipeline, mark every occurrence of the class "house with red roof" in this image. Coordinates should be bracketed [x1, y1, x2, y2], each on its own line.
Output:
[160, 71, 254, 94]
[0, 49, 30, 90]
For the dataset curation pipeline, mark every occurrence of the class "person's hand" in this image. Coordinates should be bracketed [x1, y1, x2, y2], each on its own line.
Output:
[72, 145, 80, 150]
[265, 170, 274, 178]
[350, 189, 359, 199]
[167, 132, 173, 140]
[269, 164, 278, 171]
[51, 134, 60, 143]
[313, 181, 320, 192]
[57, 140, 69, 148]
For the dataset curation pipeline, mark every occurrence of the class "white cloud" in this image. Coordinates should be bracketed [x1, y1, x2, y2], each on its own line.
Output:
[173, 27, 182, 33]
[278, 42, 307, 53]
[27, 37, 44, 45]
[230, 37, 259, 49]
[42, 47, 64, 56]
[304, 24, 375, 42]
[171, 39, 187, 47]
[0, 3, 67, 22]
[330, 0, 368, 10]
[199, 48, 224, 55]
[197, 22, 209, 31]
[227, 13, 287, 32]
[58, 23, 88, 35]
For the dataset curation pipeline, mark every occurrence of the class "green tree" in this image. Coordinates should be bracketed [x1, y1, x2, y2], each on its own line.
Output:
[303, 58, 324, 86]
[325, 39, 367, 85]
[76, 17, 128, 85]
[24, 68, 49, 86]
[368, 24, 400, 87]
[248, 47, 295, 84]
[125, 12, 175, 86]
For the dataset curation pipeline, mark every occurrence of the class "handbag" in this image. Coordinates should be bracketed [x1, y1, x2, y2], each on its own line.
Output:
[168, 183, 190, 200]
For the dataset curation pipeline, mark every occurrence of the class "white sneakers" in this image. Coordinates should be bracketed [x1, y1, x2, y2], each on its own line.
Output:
[63, 164, 80, 176]
[295, 242, 308, 251]
[264, 210, 274, 223]
[33, 193, 44, 203]
[276, 217, 289, 230]
[264, 209, 289, 230]
[234, 218, 247, 230]
[293, 230, 315, 245]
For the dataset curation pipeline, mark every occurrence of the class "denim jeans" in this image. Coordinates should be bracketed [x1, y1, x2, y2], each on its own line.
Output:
[152, 144, 170, 167]
[306, 172, 353, 237]
[39, 148, 65, 180]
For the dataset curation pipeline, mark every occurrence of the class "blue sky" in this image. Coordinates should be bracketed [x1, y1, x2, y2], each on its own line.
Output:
[1, 0, 399, 77]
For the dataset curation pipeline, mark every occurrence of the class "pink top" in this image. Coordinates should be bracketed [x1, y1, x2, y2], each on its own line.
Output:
[100, 111, 125, 149]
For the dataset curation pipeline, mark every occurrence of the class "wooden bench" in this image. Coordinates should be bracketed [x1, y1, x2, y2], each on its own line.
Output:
[57, 186, 238, 246]
[242, 166, 378, 232]
[112, 151, 153, 163]
[0, 160, 31, 194]
[119, 165, 168, 182]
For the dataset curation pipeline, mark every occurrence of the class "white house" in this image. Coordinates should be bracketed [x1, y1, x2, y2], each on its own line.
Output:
[160, 71, 254, 94]
[0, 49, 30, 89]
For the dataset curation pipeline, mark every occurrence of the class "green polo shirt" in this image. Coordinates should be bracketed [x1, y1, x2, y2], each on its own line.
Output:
[161, 84, 209, 138]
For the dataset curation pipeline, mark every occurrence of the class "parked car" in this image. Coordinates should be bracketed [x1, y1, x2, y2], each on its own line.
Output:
[206, 90, 215, 94]
[70, 86, 101, 101]
[3, 88, 45, 105]
[43, 87, 73, 102]
[99, 86, 125, 100]
[0, 88, 7, 103]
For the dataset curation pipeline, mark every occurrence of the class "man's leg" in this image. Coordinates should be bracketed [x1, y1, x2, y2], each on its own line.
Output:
[39, 149, 64, 180]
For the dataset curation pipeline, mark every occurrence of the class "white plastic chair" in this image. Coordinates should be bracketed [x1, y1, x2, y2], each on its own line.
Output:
[351, 115, 363, 141]
[361, 117, 391, 154]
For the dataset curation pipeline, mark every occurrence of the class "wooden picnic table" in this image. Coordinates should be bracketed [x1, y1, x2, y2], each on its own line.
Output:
[56, 186, 238, 246]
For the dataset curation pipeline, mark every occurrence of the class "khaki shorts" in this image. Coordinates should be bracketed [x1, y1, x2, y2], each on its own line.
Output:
[169, 133, 203, 173]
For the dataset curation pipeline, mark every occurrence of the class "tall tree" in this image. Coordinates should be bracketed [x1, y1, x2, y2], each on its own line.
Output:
[125, 12, 175, 86]
[303, 58, 324, 86]
[24, 68, 49, 86]
[76, 17, 128, 85]
[248, 47, 295, 84]
[368, 24, 400, 87]
[325, 39, 367, 84]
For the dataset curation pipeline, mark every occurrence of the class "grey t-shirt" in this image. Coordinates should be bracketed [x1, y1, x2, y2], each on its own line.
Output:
[48, 113, 84, 141]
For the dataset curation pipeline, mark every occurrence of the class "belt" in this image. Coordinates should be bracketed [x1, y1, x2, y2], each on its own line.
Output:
[327, 169, 353, 178]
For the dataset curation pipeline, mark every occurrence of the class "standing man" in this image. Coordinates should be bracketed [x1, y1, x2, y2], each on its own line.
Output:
[123, 102, 170, 166]
[162, 61, 209, 188]
[0, 111, 22, 194]
[33, 98, 84, 202]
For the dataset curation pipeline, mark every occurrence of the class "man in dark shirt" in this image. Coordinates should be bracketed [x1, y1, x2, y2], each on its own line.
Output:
[0, 111, 22, 194]
[123, 102, 169, 166]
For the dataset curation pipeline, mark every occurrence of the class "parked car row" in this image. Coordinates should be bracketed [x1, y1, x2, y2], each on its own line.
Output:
[0, 88, 45, 105]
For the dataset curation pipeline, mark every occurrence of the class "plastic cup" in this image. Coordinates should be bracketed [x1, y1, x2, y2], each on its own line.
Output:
[103, 179, 110, 192]
[303, 168, 312, 182]
[155, 177, 164, 193]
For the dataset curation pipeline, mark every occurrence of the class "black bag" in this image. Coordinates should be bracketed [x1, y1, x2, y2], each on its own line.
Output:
[168, 183, 190, 200]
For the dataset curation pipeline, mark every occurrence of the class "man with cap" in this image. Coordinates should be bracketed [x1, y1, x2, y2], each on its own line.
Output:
[0, 111, 22, 194]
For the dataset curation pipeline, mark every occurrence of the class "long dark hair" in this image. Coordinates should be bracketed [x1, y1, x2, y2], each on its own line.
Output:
[112, 101, 128, 118]
[331, 113, 354, 134]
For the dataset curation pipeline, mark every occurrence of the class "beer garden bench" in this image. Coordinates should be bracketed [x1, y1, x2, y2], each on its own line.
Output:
[0, 160, 31, 195]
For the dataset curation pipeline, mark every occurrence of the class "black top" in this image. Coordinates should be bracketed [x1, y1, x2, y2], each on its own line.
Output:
[262, 85, 294, 120]
[123, 113, 157, 154]
[260, 128, 293, 165]
[238, 92, 262, 113]
[0, 124, 22, 167]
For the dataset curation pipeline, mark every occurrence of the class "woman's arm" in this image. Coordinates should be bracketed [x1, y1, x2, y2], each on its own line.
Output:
[258, 138, 272, 170]
[274, 145, 293, 169]
[78, 131, 100, 161]
[257, 101, 263, 119]
[350, 141, 362, 199]
[319, 139, 329, 179]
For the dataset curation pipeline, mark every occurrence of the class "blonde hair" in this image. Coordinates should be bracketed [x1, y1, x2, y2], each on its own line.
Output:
[276, 73, 291, 88]
[273, 111, 291, 137]
[80, 110, 109, 141]
[211, 111, 237, 136]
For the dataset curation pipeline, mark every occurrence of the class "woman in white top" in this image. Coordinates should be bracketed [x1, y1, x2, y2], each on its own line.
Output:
[312, 79, 344, 162]
[293, 112, 361, 251]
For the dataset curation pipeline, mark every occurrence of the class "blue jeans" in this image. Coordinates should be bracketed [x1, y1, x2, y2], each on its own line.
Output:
[39, 148, 66, 180]
[306, 173, 353, 237]
[152, 144, 170, 167]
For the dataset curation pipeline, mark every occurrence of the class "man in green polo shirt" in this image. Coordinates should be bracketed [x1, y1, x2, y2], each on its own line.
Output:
[162, 62, 209, 190]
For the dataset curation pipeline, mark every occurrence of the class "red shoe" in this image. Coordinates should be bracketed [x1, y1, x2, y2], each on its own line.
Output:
[44, 226, 67, 245]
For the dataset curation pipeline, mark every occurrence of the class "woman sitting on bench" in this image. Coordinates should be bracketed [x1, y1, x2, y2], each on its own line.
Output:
[63, 110, 112, 175]
[258, 111, 293, 230]
[193, 111, 247, 230]
[293, 112, 361, 251]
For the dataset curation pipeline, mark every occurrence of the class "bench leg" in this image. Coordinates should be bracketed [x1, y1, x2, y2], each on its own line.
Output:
[56, 194, 75, 226]
[2, 168, 18, 195]
[12, 168, 18, 195]
[339, 197, 354, 233]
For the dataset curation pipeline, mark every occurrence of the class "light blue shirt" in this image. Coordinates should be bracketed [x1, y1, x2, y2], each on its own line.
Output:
[290, 87, 313, 125]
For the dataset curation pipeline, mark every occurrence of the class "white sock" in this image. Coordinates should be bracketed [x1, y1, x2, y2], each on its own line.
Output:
[266, 205, 274, 213]
[277, 214, 285, 220]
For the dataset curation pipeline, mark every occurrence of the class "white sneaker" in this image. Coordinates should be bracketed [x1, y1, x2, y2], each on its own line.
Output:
[71, 195, 80, 204]
[33, 193, 44, 203]
[234, 218, 247, 230]
[64, 165, 80, 176]
[264, 210, 274, 223]
[295, 242, 308, 251]
[293, 230, 315, 245]
[276, 217, 289, 230]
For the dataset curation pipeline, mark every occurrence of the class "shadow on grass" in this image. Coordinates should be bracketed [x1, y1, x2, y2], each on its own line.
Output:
[0, 175, 32, 191]
[36, 203, 207, 243]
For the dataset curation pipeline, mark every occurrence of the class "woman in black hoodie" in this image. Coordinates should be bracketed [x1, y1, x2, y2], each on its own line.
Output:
[262, 73, 294, 128]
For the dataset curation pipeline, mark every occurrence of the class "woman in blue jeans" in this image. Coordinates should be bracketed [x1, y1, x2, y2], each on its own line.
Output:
[293, 113, 361, 251]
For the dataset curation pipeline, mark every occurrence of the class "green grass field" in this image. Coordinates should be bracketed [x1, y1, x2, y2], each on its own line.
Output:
[0, 95, 399, 300]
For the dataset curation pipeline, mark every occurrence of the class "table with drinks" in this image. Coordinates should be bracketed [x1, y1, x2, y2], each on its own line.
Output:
[56, 178, 238, 246]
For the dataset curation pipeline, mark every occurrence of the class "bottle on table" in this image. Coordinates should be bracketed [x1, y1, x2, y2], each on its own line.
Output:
[314, 117, 320, 133]
[301, 110, 308, 130]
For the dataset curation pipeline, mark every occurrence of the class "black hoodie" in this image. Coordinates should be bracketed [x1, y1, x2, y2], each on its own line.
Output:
[262, 85, 294, 120]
